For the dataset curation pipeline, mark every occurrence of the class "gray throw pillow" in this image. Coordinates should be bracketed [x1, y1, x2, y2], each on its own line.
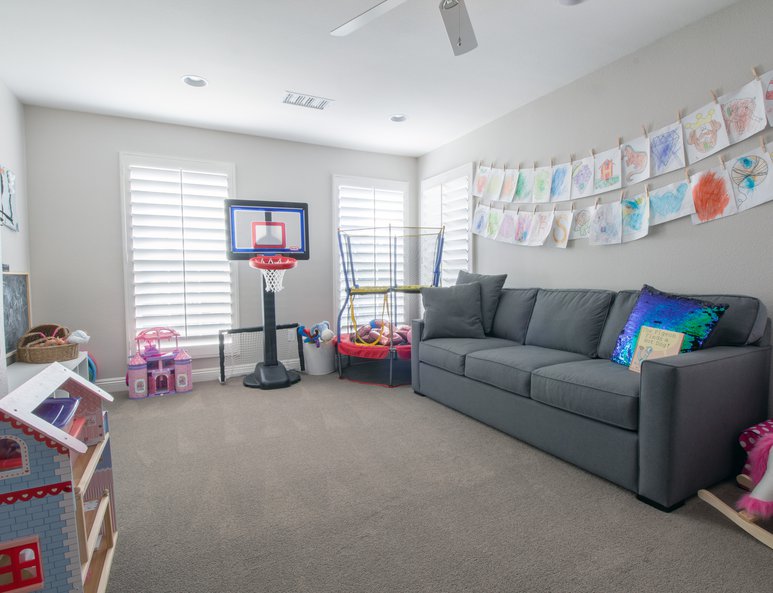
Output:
[421, 283, 486, 340]
[456, 270, 507, 334]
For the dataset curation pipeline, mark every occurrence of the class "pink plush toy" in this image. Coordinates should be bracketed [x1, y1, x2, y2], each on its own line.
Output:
[737, 433, 773, 520]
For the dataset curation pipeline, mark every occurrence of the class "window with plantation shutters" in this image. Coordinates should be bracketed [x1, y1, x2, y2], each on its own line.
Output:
[121, 154, 236, 357]
[421, 164, 473, 286]
[333, 176, 408, 324]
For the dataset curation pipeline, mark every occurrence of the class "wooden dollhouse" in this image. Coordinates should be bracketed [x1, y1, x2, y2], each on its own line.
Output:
[0, 363, 117, 593]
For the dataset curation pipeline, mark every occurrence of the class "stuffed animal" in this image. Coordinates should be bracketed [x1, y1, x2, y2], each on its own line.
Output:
[737, 432, 773, 521]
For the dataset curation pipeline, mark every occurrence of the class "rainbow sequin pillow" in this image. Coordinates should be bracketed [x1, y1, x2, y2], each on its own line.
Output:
[610, 285, 728, 367]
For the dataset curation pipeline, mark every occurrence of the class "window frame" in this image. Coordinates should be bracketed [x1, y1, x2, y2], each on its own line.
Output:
[0, 536, 43, 593]
[0, 436, 29, 481]
[331, 174, 410, 325]
[119, 153, 239, 359]
[420, 163, 474, 285]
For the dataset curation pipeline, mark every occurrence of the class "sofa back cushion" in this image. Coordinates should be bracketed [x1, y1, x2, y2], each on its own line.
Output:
[598, 290, 768, 358]
[490, 288, 539, 343]
[420, 283, 486, 340]
[456, 271, 507, 334]
[524, 289, 614, 357]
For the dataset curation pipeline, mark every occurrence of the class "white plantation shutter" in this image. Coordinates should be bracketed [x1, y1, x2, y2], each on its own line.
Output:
[334, 176, 408, 325]
[122, 155, 235, 356]
[421, 164, 473, 286]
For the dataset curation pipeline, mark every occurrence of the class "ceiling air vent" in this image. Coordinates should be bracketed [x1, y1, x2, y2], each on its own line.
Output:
[283, 91, 333, 110]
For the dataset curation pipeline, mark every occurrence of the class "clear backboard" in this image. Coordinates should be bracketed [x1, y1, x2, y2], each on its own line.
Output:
[225, 199, 309, 260]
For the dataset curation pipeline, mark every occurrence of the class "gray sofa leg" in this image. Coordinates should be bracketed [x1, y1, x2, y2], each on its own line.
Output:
[636, 494, 685, 513]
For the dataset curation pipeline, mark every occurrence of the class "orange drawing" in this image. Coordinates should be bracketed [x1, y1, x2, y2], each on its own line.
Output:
[692, 170, 731, 222]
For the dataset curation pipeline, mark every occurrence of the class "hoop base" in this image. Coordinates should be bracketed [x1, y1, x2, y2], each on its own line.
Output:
[243, 361, 301, 390]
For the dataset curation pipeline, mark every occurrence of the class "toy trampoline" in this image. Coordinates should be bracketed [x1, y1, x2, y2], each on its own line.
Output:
[335, 225, 444, 386]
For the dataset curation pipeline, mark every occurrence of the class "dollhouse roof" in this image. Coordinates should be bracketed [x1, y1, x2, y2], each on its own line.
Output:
[0, 363, 113, 454]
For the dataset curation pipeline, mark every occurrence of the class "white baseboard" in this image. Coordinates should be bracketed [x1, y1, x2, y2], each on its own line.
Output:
[96, 358, 302, 393]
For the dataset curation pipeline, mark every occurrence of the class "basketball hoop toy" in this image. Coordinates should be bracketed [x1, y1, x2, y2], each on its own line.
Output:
[250, 255, 297, 293]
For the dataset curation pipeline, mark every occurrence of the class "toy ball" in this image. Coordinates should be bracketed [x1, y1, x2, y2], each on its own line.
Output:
[320, 328, 335, 342]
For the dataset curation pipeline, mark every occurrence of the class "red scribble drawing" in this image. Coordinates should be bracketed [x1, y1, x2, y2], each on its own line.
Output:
[692, 170, 731, 222]
[723, 98, 763, 138]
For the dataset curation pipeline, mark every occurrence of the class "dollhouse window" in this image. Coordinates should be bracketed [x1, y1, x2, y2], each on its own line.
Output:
[0, 537, 44, 592]
[0, 437, 29, 481]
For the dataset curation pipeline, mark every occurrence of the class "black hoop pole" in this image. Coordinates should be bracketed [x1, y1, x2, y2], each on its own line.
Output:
[262, 275, 279, 366]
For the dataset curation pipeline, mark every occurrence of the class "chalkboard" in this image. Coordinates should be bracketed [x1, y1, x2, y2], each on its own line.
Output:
[3, 273, 30, 356]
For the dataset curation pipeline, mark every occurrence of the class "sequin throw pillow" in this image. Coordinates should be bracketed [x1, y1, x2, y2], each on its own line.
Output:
[610, 285, 728, 367]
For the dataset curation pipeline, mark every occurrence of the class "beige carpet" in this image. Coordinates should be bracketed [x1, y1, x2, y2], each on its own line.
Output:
[106, 374, 773, 593]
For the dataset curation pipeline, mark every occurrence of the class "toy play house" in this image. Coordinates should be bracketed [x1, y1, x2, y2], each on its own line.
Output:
[127, 327, 192, 399]
[0, 364, 117, 593]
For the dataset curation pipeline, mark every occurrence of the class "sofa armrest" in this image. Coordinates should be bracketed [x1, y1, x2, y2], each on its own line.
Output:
[411, 319, 425, 393]
[638, 345, 770, 508]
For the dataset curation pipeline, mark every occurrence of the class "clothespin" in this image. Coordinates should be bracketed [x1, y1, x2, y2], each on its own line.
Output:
[645, 184, 650, 199]
[685, 168, 691, 183]
[641, 125, 649, 139]
[571, 201, 576, 212]
[552, 204, 557, 213]
[569, 153, 575, 164]
[532, 161, 537, 170]
[550, 158, 554, 168]
[710, 90, 719, 103]
[617, 137, 622, 148]
[590, 148, 595, 158]
[619, 191, 625, 202]
[594, 196, 601, 207]
[761, 137, 768, 152]
[676, 109, 682, 123]
[752, 67, 760, 80]
[717, 155, 725, 168]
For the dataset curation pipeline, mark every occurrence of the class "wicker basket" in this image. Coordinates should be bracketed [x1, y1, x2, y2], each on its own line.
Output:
[16, 324, 79, 364]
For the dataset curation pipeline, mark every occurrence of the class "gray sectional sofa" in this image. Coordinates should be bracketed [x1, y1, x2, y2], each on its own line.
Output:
[411, 287, 771, 510]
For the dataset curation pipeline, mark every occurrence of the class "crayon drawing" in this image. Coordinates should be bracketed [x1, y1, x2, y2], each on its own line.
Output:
[571, 157, 594, 199]
[496, 211, 517, 243]
[514, 168, 534, 203]
[485, 208, 504, 239]
[650, 122, 685, 176]
[690, 167, 738, 224]
[649, 181, 694, 226]
[593, 147, 622, 193]
[545, 211, 574, 249]
[589, 202, 622, 246]
[569, 206, 595, 240]
[483, 167, 505, 202]
[473, 164, 491, 197]
[720, 80, 767, 144]
[533, 166, 552, 203]
[514, 211, 534, 245]
[527, 211, 555, 246]
[499, 169, 519, 202]
[471, 203, 490, 236]
[725, 148, 773, 213]
[0, 165, 18, 231]
[550, 163, 572, 202]
[622, 193, 649, 243]
[621, 136, 650, 186]
[682, 102, 730, 164]
[761, 69, 773, 127]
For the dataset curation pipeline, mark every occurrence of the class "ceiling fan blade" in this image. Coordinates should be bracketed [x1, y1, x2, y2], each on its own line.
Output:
[330, 0, 411, 37]
[438, 0, 477, 56]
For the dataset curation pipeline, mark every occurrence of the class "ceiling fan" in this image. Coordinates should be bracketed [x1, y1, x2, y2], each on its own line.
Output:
[331, 0, 478, 56]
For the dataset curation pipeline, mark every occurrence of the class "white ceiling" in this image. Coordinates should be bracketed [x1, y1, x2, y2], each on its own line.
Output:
[0, 0, 739, 157]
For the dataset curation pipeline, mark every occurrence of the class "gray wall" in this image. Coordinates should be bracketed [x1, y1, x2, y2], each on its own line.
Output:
[24, 107, 416, 380]
[0, 79, 29, 395]
[419, 0, 773, 409]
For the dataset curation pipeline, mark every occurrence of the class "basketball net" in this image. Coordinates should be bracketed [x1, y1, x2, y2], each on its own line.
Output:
[250, 256, 297, 293]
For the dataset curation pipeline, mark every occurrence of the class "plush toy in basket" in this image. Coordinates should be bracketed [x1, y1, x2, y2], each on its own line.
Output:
[16, 324, 79, 364]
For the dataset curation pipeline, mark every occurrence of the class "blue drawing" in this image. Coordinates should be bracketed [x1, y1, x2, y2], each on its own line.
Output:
[472, 206, 489, 235]
[550, 166, 568, 200]
[650, 182, 690, 225]
[729, 154, 769, 207]
[651, 129, 683, 174]
[623, 196, 645, 230]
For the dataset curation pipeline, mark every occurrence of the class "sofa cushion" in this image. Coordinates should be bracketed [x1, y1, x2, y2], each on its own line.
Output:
[464, 346, 588, 397]
[531, 360, 640, 430]
[421, 283, 486, 340]
[456, 270, 507, 334]
[419, 337, 518, 375]
[610, 285, 727, 367]
[598, 291, 640, 359]
[490, 288, 539, 343]
[524, 289, 614, 357]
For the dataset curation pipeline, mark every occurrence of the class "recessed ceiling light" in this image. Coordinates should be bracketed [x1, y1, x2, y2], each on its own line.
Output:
[390, 114, 407, 123]
[558, 0, 585, 5]
[182, 75, 208, 88]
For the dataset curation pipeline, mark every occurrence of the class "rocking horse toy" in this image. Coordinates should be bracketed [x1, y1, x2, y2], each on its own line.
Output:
[698, 419, 773, 549]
